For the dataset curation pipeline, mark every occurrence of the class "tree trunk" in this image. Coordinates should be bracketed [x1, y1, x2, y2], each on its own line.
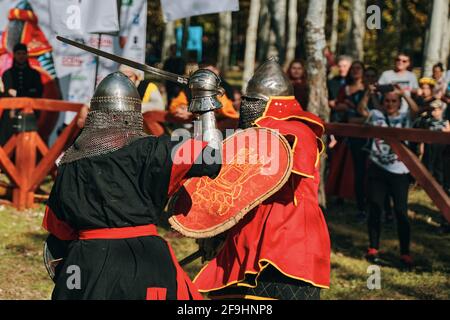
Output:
[423, 0, 448, 76]
[395, 0, 403, 52]
[349, 0, 367, 61]
[218, 12, 232, 72]
[257, 0, 271, 63]
[305, 1, 328, 120]
[162, 20, 176, 62]
[439, 13, 450, 69]
[285, 0, 298, 66]
[330, 0, 340, 55]
[242, 0, 261, 92]
[305, 0, 329, 208]
[268, 0, 287, 64]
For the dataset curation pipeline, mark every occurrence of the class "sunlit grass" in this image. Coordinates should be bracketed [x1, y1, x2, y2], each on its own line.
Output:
[0, 187, 448, 299]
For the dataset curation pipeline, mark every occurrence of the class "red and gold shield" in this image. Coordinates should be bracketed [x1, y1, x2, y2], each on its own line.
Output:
[169, 127, 293, 238]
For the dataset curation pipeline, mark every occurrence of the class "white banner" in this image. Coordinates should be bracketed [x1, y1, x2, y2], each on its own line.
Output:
[160, 0, 239, 22]
[49, 0, 119, 36]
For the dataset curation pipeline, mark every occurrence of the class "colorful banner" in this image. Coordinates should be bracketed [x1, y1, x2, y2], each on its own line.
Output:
[0, 0, 147, 143]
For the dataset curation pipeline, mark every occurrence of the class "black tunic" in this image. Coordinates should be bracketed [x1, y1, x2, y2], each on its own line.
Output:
[45, 135, 220, 299]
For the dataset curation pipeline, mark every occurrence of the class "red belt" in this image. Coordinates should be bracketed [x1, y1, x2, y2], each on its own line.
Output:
[78, 224, 158, 240]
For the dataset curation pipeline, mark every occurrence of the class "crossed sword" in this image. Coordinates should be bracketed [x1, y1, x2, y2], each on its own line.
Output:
[57, 36, 205, 266]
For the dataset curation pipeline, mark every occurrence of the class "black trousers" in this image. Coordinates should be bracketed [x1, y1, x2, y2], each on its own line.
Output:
[424, 144, 445, 186]
[367, 162, 410, 255]
[349, 140, 368, 212]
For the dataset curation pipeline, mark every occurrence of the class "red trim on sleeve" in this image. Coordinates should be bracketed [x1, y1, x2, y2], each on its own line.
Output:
[168, 138, 208, 196]
[42, 205, 78, 241]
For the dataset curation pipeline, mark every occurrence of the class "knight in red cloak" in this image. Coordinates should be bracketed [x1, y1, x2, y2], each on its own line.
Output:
[193, 58, 331, 300]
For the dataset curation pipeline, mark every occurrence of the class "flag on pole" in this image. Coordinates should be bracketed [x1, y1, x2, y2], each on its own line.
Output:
[160, 0, 239, 22]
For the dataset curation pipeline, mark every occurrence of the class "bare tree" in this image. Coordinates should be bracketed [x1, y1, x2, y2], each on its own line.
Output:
[394, 0, 403, 51]
[305, 0, 328, 120]
[330, 0, 340, 55]
[161, 20, 175, 62]
[285, 0, 298, 66]
[423, 0, 448, 76]
[305, 0, 328, 207]
[439, 11, 450, 69]
[268, 0, 287, 64]
[242, 0, 261, 92]
[218, 12, 232, 72]
[257, 0, 271, 62]
[349, 0, 367, 61]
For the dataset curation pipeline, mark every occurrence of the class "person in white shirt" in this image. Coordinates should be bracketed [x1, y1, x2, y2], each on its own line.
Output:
[358, 87, 419, 269]
[378, 53, 418, 113]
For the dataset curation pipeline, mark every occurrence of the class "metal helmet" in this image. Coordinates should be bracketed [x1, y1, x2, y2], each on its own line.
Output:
[239, 57, 294, 129]
[188, 68, 223, 113]
[90, 71, 142, 112]
[59, 72, 147, 165]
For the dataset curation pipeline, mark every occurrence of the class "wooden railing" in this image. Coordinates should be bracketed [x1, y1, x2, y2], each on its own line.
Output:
[325, 123, 450, 222]
[0, 98, 82, 209]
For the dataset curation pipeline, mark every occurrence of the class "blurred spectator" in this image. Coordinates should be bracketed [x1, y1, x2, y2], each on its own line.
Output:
[2, 43, 43, 98]
[432, 63, 446, 98]
[286, 59, 309, 109]
[378, 52, 418, 113]
[328, 55, 353, 121]
[420, 100, 450, 186]
[1, 43, 43, 145]
[411, 77, 439, 138]
[415, 77, 438, 112]
[119, 65, 165, 112]
[359, 89, 419, 268]
[334, 61, 367, 219]
[443, 69, 450, 105]
[324, 46, 336, 74]
[0, 77, 5, 96]
[232, 87, 242, 113]
[163, 44, 186, 106]
[357, 67, 382, 113]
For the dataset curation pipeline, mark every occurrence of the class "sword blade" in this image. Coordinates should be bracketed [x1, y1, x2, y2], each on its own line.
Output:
[179, 249, 203, 266]
[56, 36, 189, 85]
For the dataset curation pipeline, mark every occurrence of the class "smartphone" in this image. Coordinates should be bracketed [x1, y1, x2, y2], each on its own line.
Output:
[376, 84, 395, 94]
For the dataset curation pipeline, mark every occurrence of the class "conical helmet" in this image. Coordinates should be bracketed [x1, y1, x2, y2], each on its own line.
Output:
[239, 57, 294, 129]
[90, 72, 142, 112]
[59, 72, 147, 165]
[244, 57, 294, 101]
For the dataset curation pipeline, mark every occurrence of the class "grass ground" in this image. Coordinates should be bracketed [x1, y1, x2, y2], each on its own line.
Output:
[0, 187, 448, 300]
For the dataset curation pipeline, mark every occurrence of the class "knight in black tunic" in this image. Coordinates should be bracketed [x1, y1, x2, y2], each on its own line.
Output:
[42, 72, 222, 300]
